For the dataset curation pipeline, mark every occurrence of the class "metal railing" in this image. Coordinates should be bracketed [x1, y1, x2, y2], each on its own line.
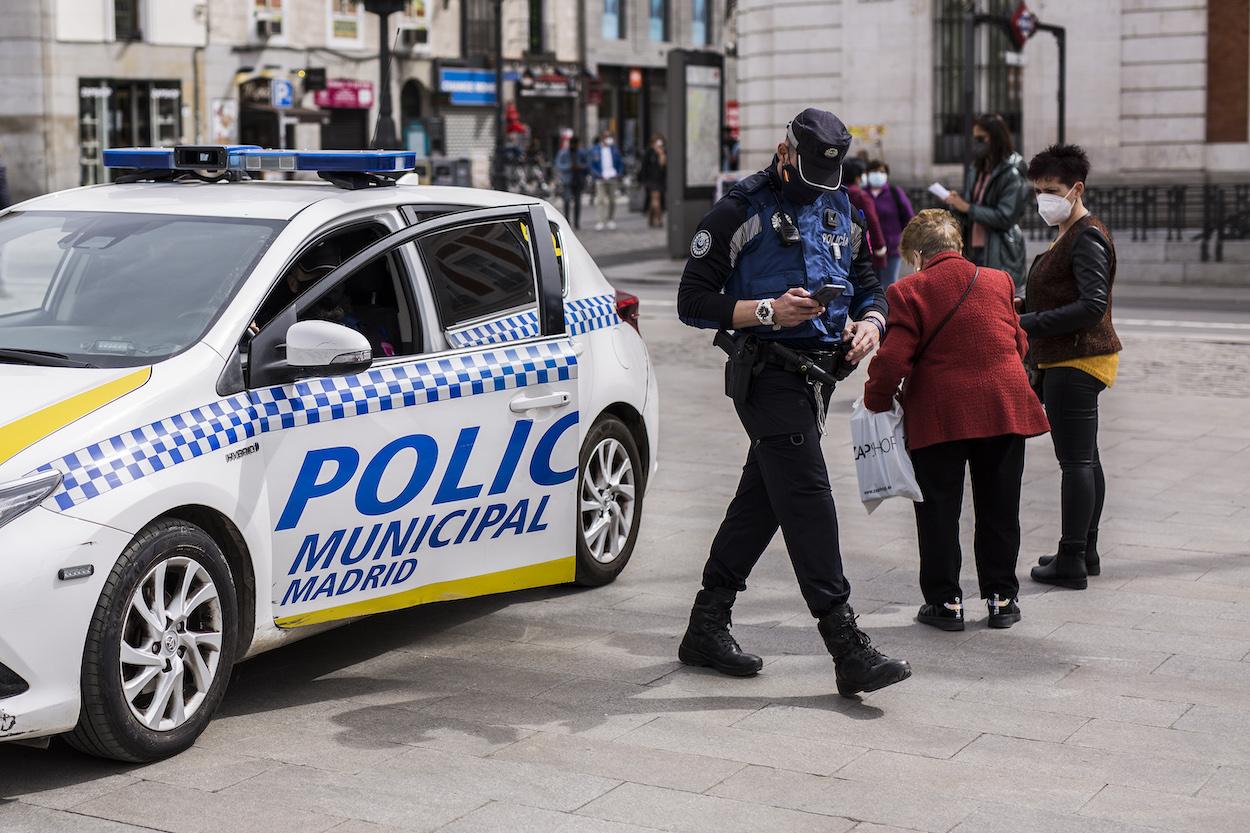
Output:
[903, 182, 1250, 262]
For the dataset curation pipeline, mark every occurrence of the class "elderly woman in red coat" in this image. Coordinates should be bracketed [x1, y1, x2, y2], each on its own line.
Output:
[863, 209, 1049, 631]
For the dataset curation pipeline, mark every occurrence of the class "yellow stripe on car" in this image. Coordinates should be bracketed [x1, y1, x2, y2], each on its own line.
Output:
[274, 555, 577, 628]
[0, 368, 152, 466]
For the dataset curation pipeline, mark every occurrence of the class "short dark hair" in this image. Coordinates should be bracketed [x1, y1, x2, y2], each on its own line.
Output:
[1028, 144, 1091, 187]
[866, 159, 889, 174]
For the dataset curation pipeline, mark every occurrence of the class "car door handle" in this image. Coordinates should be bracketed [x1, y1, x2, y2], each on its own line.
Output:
[509, 391, 571, 413]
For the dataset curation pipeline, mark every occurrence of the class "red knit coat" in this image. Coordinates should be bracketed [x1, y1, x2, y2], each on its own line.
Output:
[863, 251, 1050, 450]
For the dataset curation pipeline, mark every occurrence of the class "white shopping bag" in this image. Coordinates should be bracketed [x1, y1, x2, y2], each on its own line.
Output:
[850, 397, 924, 513]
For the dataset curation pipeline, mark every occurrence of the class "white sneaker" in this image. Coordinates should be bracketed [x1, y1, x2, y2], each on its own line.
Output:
[595, 222, 605, 231]
[607, 221, 617, 230]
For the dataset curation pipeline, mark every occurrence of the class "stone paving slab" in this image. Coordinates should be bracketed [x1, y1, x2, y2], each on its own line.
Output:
[5, 307, 1250, 832]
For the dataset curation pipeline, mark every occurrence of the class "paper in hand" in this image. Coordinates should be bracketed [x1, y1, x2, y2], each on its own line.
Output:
[928, 182, 951, 200]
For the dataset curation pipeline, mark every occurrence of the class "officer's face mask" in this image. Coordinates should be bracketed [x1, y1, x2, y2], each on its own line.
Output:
[776, 153, 824, 205]
[1036, 184, 1078, 226]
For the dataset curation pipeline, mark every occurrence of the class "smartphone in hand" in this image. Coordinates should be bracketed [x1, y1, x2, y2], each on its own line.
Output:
[810, 283, 842, 307]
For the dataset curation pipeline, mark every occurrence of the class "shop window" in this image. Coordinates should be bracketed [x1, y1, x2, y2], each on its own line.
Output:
[328, 0, 363, 45]
[649, 0, 669, 42]
[114, 0, 141, 41]
[417, 220, 537, 330]
[462, 0, 495, 62]
[602, 0, 625, 40]
[691, 0, 710, 47]
[78, 79, 182, 186]
[932, 0, 1022, 164]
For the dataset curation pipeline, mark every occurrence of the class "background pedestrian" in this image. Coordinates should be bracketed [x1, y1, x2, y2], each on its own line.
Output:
[555, 135, 588, 229]
[863, 209, 1049, 630]
[941, 114, 1029, 289]
[641, 133, 668, 228]
[842, 158, 888, 274]
[865, 160, 915, 288]
[1022, 144, 1121, 590]
[591, 131, 622, 231]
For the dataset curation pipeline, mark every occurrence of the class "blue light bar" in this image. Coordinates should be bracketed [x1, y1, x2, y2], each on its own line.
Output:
[102, 146, 416, 174]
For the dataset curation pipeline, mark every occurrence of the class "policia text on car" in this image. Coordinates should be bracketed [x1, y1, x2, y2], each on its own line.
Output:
[675, 108, 911, 696]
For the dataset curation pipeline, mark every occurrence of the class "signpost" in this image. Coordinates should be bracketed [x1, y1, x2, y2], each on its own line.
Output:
[271, 79, 294, 109]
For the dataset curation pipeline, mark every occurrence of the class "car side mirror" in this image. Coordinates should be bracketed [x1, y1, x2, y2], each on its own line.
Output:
[285, 320, 372, 377]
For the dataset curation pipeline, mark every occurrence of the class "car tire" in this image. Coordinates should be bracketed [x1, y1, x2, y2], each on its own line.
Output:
[66, 518, 238, 762]
[575, 415, 644, 586]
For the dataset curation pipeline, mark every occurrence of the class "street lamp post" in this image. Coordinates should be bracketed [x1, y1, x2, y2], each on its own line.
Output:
[364, 0, 406, 149]
[491, 0, 507, 190]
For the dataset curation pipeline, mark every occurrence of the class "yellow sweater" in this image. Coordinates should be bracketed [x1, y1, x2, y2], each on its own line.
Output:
[1039, 352, 1120, 388]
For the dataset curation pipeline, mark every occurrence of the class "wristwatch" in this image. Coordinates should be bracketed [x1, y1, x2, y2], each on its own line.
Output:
[755, 299, 781, 330]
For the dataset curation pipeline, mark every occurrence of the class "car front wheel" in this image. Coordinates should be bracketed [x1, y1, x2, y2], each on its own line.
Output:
[67, 518, 238, 762]
[575, 415, 643, 586]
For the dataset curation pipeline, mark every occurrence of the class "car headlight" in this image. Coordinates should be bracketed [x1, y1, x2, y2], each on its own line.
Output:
[0, 471, 63, 530]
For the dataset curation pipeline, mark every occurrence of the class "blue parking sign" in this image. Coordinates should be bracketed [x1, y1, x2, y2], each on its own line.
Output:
[272, 79, 294, 109]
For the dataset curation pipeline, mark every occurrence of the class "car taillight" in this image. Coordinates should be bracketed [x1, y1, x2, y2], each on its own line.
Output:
[615, 289, 640, 332]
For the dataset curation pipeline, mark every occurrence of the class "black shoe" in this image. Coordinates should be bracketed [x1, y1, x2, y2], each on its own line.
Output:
[818, 603, 912, 697]
[1037, 551, 1100, 576]
[1031, 543, 1089, 589]
[986, 594, 1021, 629]
[678, 588, 764, 677]
[916, 598, 965, 631]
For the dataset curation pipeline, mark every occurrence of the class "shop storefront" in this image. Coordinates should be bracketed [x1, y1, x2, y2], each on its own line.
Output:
[514, 65, 581, 159]
[314, 80, 375, 150]
[78, 79, 182, 185]
[433, 63, 497, 161]
[594, 66, 667, 159]
[239, 76, 328, 151]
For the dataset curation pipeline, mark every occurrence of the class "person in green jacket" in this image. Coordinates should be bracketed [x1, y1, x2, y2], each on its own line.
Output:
[943, 114, 1029, 289]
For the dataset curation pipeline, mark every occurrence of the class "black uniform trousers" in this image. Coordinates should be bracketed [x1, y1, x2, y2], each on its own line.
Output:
[703, 362, 851, 618]
[909, 434, 1026, 605]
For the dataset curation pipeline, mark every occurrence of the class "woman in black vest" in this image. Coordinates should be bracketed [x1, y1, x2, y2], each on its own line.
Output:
[1019, 144, 1122, 590]
[942, 114, 1028, 289]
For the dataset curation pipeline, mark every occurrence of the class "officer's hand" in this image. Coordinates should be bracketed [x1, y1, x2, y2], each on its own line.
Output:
[842, 319, 880, 363]
[773, 288, 824, 327]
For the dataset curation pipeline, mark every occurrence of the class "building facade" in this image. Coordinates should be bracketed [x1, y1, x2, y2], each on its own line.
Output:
[735, 0, 1250, 184]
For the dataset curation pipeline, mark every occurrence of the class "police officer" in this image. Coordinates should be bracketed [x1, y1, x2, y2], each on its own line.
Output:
[675, 109, 911, 696]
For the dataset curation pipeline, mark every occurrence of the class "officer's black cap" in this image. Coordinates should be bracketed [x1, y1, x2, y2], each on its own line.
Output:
[786, 108, 853, 191]
[295, 243, 341, 280]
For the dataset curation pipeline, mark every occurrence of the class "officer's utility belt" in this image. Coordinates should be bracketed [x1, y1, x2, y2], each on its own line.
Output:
[714, 330, 855, 406]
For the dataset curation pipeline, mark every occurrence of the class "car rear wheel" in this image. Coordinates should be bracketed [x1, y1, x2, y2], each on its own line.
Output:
[66, 518, 238, 762]
[575, 415, 643, 586]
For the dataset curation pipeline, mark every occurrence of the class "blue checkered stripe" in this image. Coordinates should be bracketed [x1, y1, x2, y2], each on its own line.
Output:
[38, 340, 578, 510]
[446, 294, 619, 349]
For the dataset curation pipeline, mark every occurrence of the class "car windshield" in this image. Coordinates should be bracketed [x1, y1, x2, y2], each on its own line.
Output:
[0, 210, 284, 368]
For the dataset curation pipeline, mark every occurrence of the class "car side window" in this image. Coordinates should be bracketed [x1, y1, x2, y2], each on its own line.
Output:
[416, 219, 540, 347]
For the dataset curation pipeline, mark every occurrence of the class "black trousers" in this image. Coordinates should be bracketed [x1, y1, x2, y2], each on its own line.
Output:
[910, 434, 1026, 604]
[563, 186, 583, 229]
[703, 364, 850, 617]
[1042, 367, 1106, 548]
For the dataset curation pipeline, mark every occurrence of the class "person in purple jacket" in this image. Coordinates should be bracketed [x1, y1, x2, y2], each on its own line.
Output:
[866, 160, 915, 288]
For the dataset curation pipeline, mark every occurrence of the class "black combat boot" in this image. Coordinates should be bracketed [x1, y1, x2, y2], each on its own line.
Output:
[986, 594, 1022, 629]
[678, 588, 764, 677]
[1037, 530, 1100, 576]
[818, 603, 912, 697]
[1030, 542, 1089, 589]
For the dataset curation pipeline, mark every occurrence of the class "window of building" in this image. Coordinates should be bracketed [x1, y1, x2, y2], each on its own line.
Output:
[254, 0, 284, 41]
[649, 0, 669, 42]
[417, 220, 537, 330]
[462, 0, 495, 62]
[932, 0, 1022, 164]
[529, 0, 544, 54]
[114, 0, 141, 41]
[691, 0, 710, 46]
[602, 0, 625, 40]
[328, 0, 363, 46]
[78, 79, 182, 186]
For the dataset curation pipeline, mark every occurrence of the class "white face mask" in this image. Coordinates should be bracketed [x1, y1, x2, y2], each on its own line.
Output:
[1036, 185, 1077, 226]
[867, 172, 888, 188]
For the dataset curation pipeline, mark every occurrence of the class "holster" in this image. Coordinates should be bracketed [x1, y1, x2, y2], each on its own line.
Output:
[714, 330, 762, 405]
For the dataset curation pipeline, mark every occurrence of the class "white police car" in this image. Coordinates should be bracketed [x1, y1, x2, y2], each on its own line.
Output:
[0, 146, 656, 761]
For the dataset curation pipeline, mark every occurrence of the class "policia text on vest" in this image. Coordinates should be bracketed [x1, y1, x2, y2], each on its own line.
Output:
[673, 108, 911, 696]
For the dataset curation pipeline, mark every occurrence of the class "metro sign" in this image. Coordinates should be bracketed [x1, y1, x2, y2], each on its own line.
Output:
[1009, 2, 1038, 49]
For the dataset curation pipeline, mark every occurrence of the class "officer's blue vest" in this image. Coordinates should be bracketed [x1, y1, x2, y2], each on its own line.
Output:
[725, 174, 855, 344]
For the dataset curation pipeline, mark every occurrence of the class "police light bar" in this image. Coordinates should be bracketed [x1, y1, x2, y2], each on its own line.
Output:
[102, 146, 417, 174]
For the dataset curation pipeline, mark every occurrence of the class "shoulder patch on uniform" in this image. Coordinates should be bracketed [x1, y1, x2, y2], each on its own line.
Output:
[690, 229, 712, 258]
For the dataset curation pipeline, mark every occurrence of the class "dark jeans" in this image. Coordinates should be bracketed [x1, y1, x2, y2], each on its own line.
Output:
[563, 186, 583, 228]
[703, 364, 850, 617]
[1042, 366, 1106, 548]
[910, 434, 1026, 604]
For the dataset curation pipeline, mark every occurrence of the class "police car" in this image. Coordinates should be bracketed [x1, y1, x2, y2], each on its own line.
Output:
[0, 146, 656, 761]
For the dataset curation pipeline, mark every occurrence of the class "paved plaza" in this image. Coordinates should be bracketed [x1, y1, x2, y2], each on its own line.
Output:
[3, 233, 1250, 833]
